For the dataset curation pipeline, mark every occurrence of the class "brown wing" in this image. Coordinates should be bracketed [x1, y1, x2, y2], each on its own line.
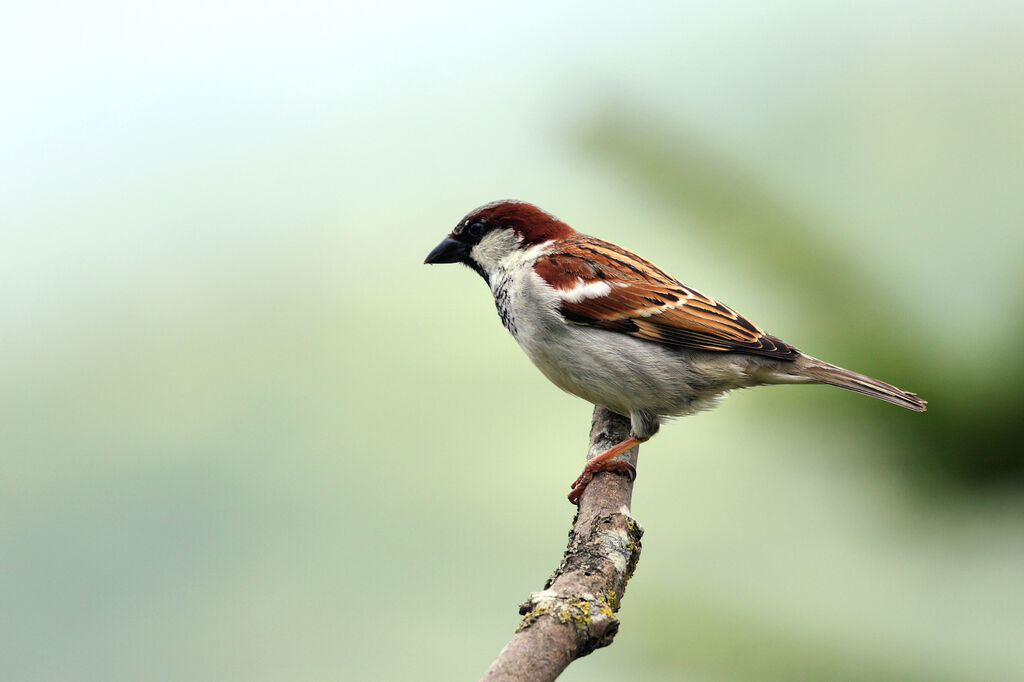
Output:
[534, 237, 799, 360]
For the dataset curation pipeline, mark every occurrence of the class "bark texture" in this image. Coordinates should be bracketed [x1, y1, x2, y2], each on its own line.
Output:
[480, 407, 644, 682]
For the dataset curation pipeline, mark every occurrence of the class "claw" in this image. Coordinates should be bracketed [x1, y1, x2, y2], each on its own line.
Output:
[567, 437, 640, 504]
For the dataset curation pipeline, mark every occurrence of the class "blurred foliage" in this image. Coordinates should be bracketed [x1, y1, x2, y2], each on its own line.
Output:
[5, 4, 1024, 681]
[577, 108, 1024, 489]
[625, 591, 976, 682]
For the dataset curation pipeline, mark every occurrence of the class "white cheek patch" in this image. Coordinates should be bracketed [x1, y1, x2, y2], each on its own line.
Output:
[503, 239, 554, 269]
[470, 230, 520, 272]
[557, 279, 613, 303]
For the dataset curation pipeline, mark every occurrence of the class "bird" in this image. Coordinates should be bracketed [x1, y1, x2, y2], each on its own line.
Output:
[424, 200, 926, 503]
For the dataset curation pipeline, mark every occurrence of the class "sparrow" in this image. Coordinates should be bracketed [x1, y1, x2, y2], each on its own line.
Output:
[425, 200, 926, 503]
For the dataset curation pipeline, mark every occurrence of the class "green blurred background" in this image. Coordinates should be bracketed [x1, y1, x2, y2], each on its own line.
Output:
[3, 2, 1023, 680]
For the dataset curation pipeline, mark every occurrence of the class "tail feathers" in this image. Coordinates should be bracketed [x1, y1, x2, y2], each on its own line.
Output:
[795, 356, 927, 412]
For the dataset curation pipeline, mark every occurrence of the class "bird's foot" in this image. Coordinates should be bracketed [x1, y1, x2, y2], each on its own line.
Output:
[567, 459, 636, 503]
[567, 436, 640, 504]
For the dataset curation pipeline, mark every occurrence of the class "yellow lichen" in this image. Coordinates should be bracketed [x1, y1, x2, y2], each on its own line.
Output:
[596, 589, 617, 616]
[517, 605, 551, 632]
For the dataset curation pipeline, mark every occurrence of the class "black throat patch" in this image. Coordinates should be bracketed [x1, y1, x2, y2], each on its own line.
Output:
[492, 273, 517, 335]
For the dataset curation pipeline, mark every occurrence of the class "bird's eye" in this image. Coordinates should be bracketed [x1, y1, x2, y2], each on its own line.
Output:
[468, 221, 485, 238]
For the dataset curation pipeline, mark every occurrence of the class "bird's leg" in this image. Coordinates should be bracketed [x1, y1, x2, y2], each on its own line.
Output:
[568, 436, 642, 504]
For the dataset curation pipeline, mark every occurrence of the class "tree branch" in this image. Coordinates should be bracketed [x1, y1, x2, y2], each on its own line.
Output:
[480, 407, 644, 682]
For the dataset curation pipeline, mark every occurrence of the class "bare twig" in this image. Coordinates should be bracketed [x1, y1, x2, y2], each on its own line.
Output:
[480, 407, 644, 682]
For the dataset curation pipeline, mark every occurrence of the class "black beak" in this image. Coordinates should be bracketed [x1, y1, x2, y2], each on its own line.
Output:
[424, 237, 467, 264]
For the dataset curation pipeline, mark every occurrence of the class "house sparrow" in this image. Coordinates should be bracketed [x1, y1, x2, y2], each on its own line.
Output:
[425, 200, 926, 503]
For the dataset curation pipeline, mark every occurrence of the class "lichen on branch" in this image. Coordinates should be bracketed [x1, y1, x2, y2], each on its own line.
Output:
[480, 408, 643, 682]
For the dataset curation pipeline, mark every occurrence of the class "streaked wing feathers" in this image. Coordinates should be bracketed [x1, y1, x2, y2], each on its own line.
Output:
[534, 237, 799, 360]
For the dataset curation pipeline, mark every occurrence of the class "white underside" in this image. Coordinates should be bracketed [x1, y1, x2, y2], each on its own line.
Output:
[488, 253, 788, 438]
